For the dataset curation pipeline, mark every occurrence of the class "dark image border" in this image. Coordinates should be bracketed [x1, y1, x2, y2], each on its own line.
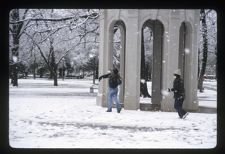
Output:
[1, 0, 224, 154]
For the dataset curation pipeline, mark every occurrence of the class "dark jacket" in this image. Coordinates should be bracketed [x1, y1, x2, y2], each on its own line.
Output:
[171, 76, 185, 99]
[99, 73, 122, 88]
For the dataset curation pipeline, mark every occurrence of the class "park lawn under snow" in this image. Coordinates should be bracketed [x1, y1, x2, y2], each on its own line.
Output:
[9, 78, 217, 149]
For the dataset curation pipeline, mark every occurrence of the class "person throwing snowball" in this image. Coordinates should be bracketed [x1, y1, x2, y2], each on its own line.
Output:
[98, 68, 122, 113]
[168, 69, 189, 119]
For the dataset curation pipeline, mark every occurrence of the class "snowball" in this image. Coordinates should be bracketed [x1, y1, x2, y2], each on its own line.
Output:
[161, 89, 170, 97]
[141, 79, 145, 83]
[97, 94, 103, 97]
[185, 48, 190, 54]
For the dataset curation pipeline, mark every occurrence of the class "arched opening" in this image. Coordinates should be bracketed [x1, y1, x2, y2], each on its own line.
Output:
[140, 19, 164, 109]
[179, 21, 192, 109]
[109, 20, 126, 104]
[140, 26, 153, 103]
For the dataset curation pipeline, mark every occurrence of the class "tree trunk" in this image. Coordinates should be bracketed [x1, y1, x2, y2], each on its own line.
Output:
[33, 68, 36, 79]
[198, 9, 209, 92]
[49, 38, 58, 86]
[53, 73, 58, 86]
[93, 69, 95, 84]
[141, 28, 146, 80]
[198, 49, 200, 78]
[40, 68, 43, 78]
[53, 64, 58, 86]
[12, 65, 18, 86]
[140, 29, 151, 98]
[10, 9, 22, 87]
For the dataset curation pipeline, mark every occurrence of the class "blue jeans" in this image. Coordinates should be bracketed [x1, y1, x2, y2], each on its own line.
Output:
[107, 87, 121, 111]
[174, 98, 187, 118]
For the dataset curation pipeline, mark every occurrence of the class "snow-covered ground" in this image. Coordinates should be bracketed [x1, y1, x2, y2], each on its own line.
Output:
[9, 78, 217, 149]
[198, 79, 217, 108]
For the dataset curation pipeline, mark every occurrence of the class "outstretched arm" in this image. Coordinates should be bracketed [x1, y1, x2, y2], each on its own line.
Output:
[99, 73, 110, 81]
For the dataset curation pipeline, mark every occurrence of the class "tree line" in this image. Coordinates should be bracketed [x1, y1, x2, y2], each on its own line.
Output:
[9, 9, 100, 86]
[9, 9, 217, 92]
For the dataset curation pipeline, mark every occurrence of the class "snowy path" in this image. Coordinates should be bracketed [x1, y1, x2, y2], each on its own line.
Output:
[198, 79, 217, 109]
[9, 79, 217, 149]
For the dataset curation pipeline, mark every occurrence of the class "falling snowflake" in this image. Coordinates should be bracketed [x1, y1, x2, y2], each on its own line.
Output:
[185, 48, 190, 54]
[162, 60, 166, 63]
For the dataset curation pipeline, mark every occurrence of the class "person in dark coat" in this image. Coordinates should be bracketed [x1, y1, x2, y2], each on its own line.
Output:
[169, 69, 189, 119]
[98, 68, 122, 113]
[140, 79, 151, 98]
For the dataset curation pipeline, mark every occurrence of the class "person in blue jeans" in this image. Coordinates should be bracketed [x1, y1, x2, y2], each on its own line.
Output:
[98, 68, 122, 113]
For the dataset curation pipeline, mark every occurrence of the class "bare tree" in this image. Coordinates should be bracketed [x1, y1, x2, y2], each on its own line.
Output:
[21, 9, 99, 86]
[198, 9, 216, 92]
[9, 9, 29, 86]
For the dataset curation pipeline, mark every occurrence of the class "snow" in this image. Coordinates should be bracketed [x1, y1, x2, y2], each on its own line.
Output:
[198, 79, 217, 108]
[9, 78, 217, 149]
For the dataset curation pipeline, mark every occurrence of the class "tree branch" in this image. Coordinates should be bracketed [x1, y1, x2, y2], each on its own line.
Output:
[24, 31, 50, 69]
[9, 12, 99, 24]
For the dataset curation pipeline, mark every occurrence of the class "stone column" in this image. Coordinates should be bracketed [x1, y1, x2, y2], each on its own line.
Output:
[118, 25, 126, 104]
[151, 21, 163, 109]
[161, 10, 181, 111]
[160, 21, 170, 111]
[96, 10, 110, 107]
[190, 10, 200, 110]
[183, 10, 200, 111]
[124, 10, 140, 110]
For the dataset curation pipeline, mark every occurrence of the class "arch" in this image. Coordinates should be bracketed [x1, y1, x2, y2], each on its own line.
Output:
[179, 21, 193, 79]
[140, 10, 167, 30]
[108, 19, 126, 104]
[97, 9, 199, 111]
[178, 21, 193, 110]
[140, 19, 164, 109]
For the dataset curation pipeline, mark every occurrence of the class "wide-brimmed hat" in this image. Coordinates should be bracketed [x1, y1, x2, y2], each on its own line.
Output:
[173, 69, 181, 76]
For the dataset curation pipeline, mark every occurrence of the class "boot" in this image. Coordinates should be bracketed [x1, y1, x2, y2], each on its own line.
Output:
[182, 112, 189, 119]
[106, 108, 112, 112]
[117, 108, 122, 113]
